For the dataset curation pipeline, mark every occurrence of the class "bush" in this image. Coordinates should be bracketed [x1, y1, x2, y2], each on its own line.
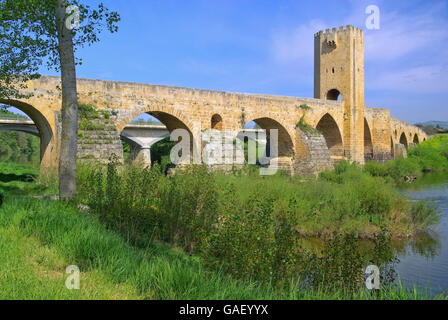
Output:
[385, 157, 421, 181]
[364, 161, 388, 177]
[0, 189, 4, 207]
[157, 165, 218, 252]
[80, 158, 163, 247]
[74, 158, 440, 293]
[409, 147, 448, 172]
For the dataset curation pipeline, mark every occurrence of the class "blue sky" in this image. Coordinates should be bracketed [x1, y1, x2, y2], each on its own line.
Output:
[10, 0, 448, 123]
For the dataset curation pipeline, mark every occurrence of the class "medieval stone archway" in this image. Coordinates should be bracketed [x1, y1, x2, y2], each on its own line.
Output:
[0, 99, 54, 166]
[413, 134, 419, 144]
[390, 137, 395, 159]
[326, 89, 341, 101]
[239, 115, 297, 173]
[399, 132, 408, 148]
[118, 108, 196, 167]
[316, 113, 344, 161]
[211, 114, 223, 130]
[364, 118, 374, 161]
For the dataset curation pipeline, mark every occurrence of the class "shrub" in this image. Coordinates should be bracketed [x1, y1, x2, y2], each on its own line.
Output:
[203, 186, 305, 283]
[364, 161, 388, 177]
[358, 175, 394, 216]
[385, 157, 421, 181]
[307, 234, 364, 292]
[73, 158, 439, 293]
[80, 158, 163, 247]
[409, 147, 448, 172]
[157, 165, 218, 252]
[318, 169, 340, 183]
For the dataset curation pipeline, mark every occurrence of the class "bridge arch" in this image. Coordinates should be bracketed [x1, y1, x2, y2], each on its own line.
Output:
[390, 137, 395, 159]
[211, 114, 223, 130]
[244, 116, 295, 158]
[241, 112, 306, 172]
[364, 118, 373, 161]
[117, 107, 196, 166]
[316, 113, 344, 160]
[413, 134, 419, 144]
[0, 99, 53, 165]
[399, 132, 408, 147]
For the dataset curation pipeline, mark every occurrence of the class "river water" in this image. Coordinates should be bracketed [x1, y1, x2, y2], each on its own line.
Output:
[396, 173, 448, 297]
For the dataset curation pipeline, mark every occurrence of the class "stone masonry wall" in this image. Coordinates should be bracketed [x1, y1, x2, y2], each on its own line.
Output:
[56, 107, 123, 163]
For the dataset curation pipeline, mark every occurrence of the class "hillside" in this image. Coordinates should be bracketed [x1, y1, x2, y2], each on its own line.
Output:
[418, 121, 448, 129]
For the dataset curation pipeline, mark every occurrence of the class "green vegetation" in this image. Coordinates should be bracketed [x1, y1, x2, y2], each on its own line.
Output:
[297, 104, 312, 111]
[65, 153, 441, 298]
[0, 191, 444, 299]
[150, 137, 175, 173]
[0, 162, 54, 195]
[130, 118, 162, 125]
[0, 108, 28, 120]
[0, 131, 40, 164]
[416, 121, 448, 135]
[364, 135, 448, 183]
[296, 115, 319, 135]
[0, 135, 447, 300]
[0, 110, 40, 165]
[78, 103, 112, 131]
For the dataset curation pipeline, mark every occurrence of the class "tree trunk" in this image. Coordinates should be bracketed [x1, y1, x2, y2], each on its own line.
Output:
[56, 0, 78, 200]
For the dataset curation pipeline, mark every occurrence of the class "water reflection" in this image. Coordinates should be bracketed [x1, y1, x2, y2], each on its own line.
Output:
[393, 231, 442, 259]
[297, 173, 448, 296]
[397, 173, 448, 296]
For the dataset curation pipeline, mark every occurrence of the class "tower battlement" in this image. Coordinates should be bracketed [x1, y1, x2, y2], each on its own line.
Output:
[314, 25, 364, 38]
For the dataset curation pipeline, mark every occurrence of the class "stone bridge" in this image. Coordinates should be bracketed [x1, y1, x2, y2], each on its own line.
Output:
[0, 25, 428, 175]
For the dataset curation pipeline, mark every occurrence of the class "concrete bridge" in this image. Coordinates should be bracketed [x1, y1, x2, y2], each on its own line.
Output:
[0, 119, 40, 137]
[0, 25, 428, 175]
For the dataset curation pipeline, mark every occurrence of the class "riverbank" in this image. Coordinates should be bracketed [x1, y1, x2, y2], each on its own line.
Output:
[0, 194, 445, 300]
[364, 135, 448, 183]
[0, 135, 447, 299]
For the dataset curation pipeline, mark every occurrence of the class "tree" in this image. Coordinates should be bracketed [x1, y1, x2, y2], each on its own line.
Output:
[0, 0, 120, 199]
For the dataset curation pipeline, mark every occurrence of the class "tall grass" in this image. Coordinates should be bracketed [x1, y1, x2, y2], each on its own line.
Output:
[0, 162, 55, 195]
[1, 135, 447, 299]
[1, 196, 445, 300]
[74, 158, 441, 293]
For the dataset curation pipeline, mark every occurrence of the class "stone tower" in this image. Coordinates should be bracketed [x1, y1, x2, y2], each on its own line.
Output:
[314, 25, 365, 163]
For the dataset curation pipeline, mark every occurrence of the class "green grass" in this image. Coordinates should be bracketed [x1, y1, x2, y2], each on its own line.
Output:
[1, 135, 447, 300]
[0, 162, 39, 178]
[0, 162, 55, 196]
[0, 195, 445, 300]
[364, 135, 448, 182]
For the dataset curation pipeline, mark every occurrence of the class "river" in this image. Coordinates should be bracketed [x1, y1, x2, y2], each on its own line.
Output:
[396, 173, 448, 297]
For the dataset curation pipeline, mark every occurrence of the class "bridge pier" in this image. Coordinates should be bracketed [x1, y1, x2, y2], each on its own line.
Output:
[133, 146, 152, 167]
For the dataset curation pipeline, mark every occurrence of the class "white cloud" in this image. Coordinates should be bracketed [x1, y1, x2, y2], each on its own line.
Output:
[269, 1, 448, 97]
[369, 64, 448, 93]
[364, 3, 448, 62]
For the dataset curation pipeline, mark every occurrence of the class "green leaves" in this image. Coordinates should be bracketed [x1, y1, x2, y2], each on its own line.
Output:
[0, 0, 120, 99]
